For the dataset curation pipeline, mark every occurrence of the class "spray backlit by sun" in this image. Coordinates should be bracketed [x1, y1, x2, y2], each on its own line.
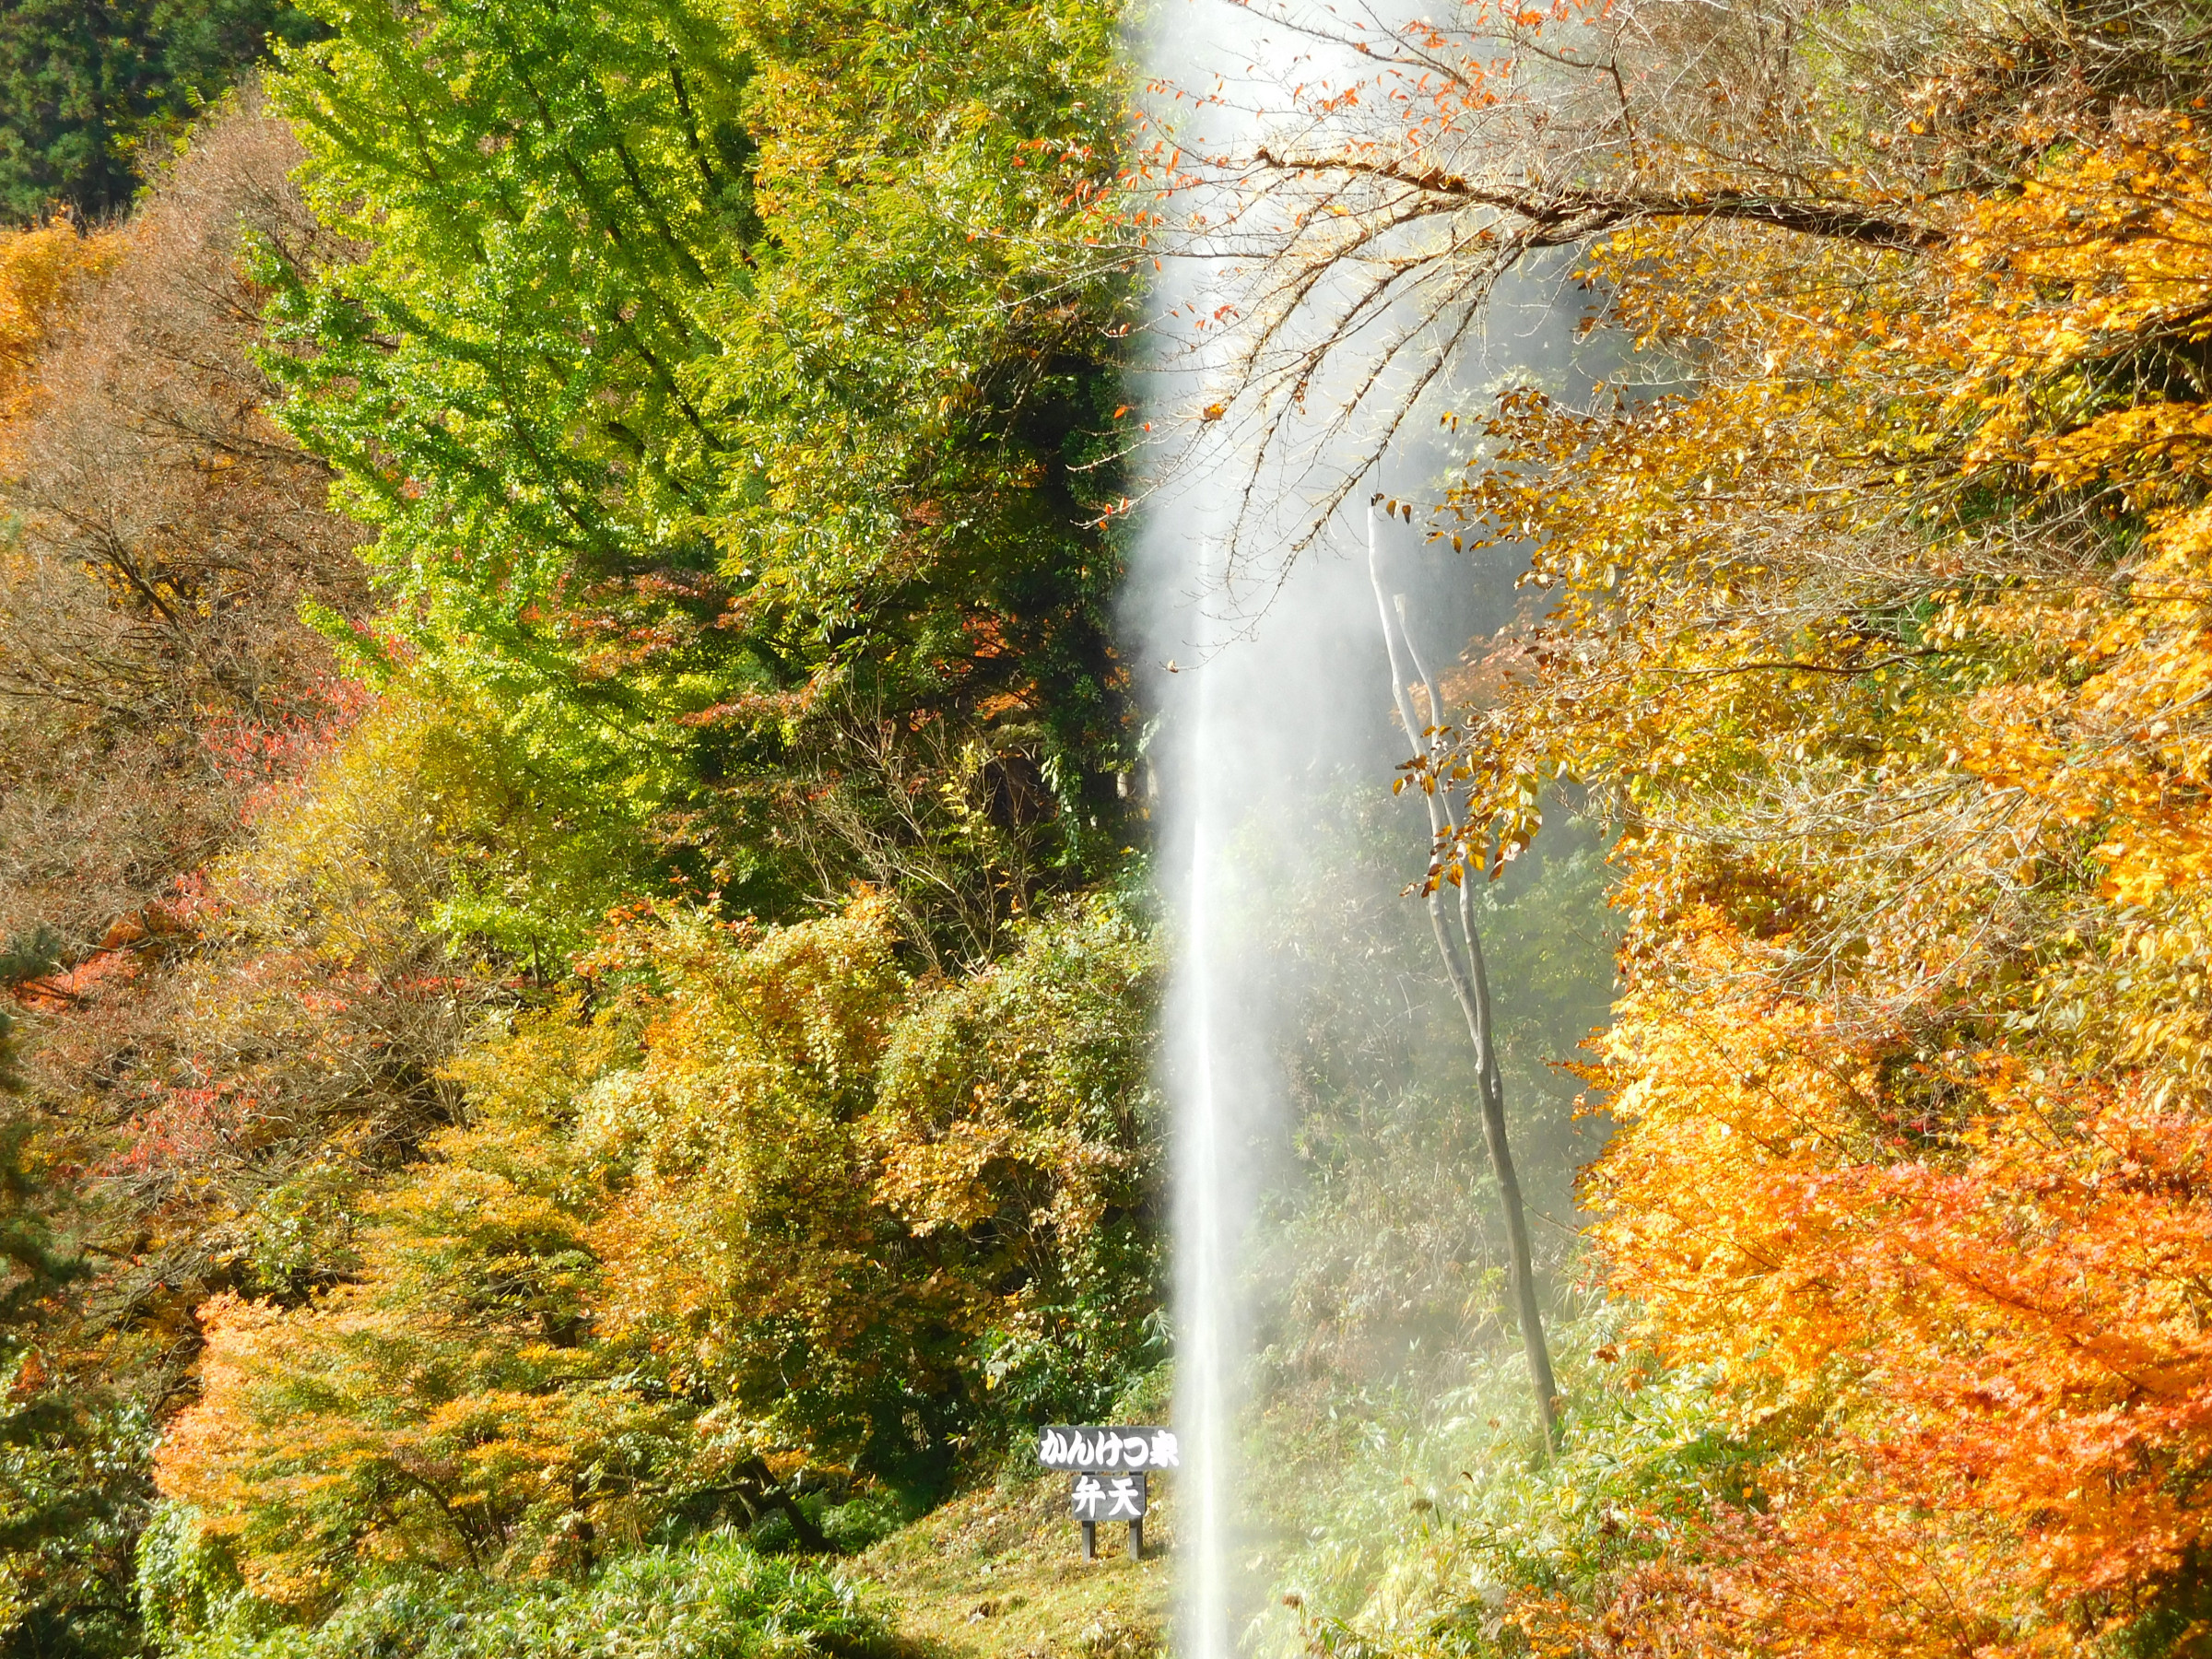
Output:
[1133, 6, 1600, 1656]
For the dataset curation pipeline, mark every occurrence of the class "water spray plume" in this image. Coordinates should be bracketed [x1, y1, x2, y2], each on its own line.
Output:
[1176, 549, 1232, 1659]
[1139, 6, 1594, 1653]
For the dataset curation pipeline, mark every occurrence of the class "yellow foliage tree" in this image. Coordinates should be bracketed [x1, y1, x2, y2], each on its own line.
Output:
[157, 894, 1160, 1601]
[1126, 0, 2212, 1646]
[0, 222, 113, 436]
[1445, 94, 2212, 1659]
[585, 892, 1161, 1480]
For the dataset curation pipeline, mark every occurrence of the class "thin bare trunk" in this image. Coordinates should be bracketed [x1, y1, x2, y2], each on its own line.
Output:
[1368, 503, 1559, 1453]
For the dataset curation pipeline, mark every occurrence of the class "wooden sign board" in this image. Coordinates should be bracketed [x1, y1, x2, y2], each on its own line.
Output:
[1036, 1425, 1179, 1472]
[1041, 1426, 1171, 1560]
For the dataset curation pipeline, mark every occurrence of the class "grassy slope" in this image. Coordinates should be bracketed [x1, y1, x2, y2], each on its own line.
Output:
[858, 1474, 1173, 1659]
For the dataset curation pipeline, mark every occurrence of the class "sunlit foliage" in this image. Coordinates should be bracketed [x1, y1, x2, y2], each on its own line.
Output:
[0, 105, 364, 957]
[258, 0, 1140, 962]
[0, 105, 374, 1659]
[2, 1, 1153, 1645]
[0, 220, 115, 427]
[156, 895, 1160, 1602]
[1398, 4, 2212, 1652]
[1164, 0, 2212, 1645]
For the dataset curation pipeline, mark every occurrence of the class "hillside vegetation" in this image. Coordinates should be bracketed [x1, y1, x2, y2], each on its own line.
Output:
[6, 1, 2212, 1659]
[1219, 0, 2212, 1654]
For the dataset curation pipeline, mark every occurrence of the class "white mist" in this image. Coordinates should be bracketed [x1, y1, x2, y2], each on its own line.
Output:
[1133, 6, 1598, 1656]
[1136, 8, 1430, 1658]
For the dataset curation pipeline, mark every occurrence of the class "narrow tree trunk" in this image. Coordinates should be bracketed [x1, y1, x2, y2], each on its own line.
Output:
[1368, 502, 1559, 1453]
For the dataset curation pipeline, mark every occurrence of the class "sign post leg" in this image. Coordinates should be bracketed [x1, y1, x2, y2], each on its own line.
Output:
[1128, 1518, 1143, 1560]
[1081, 1520, 1097, 1560]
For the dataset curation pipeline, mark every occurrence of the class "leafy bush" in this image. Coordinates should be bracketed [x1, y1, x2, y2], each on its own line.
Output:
[147, 1529, 888, 1659]
[582, 890, 1166, 1493]
[1249, 1299, 1755, 1659]
[155, 892, 1161, 1603]
[814, 1494, 907, 1557]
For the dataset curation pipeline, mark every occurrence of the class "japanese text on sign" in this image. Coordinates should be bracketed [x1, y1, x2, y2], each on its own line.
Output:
[1037, 1425, 1178, 1472]
[1072, 1472, 1147, 1520]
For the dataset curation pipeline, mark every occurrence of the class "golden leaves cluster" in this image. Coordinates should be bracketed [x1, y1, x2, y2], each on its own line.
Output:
[0, 222, 114, 441]
[1441, 84, 2212, 1659]
[155, 893, 1159, 1602]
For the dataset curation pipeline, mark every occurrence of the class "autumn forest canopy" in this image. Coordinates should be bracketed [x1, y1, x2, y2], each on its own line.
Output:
[5, 0, 2212, 1656]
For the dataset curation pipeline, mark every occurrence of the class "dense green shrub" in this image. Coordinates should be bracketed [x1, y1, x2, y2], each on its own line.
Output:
[146, 1529, 888, 1659]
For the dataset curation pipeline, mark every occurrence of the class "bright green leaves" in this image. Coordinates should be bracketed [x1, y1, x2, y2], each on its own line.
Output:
[263, 0, 747, 645]
[259, 0, 768, 881]
[258, 0, 1139, 944]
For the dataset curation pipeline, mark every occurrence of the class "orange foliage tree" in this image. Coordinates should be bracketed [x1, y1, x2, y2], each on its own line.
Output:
[0, 221, 113, 432]
[1447, 50, 2212, 1659]
[1187, 0, 2212, 1649]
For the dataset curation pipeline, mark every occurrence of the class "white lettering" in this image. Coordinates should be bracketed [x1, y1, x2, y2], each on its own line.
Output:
[1036, 1425, 1179, 1471]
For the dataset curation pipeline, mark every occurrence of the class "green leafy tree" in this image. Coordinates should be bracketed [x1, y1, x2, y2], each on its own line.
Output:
[258, 0, 1139, 961]
[874, 895, 1165, 1430]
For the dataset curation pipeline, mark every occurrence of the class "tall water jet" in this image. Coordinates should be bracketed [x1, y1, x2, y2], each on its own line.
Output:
[1173, 548, 1230, 1659]
[1135, 6, 1614, 1657]
[1139, 11, 1467, 1658]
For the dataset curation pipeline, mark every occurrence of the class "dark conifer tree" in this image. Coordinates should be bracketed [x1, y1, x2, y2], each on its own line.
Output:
[0, 0, 318, 221]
